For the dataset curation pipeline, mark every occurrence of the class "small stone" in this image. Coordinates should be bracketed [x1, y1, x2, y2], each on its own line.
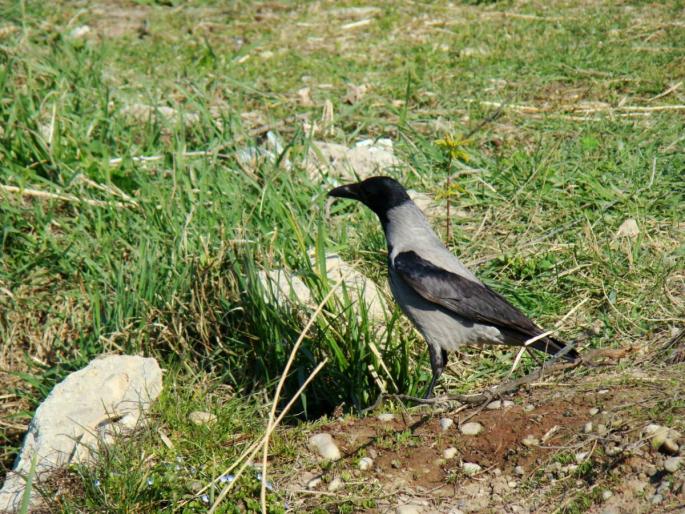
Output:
[307, 477, 322, 489]
[597, 424, 608, 435]
[358, 457, 374, 471]
[514, 466, 524, 476]
[189, 411, 217, 426]
[508, 481, 518, 488]
[447, 509, 465, 514]
[308, 433, 342, 461]
[327, 477, 343, 492]
[486, 400, 515, 410]
[606, 445, 622, 456]
[665, 457, 683, 473]
[598, 389, 609, 395]
[377, 413, 395, 422]
[521, 435, 539, 447]
[575, 452, 588, 463]
[662, 438, 680, 455]
[462, 462, 482, 476]
[523, 404, 535, 412]
[590, 408, 600, 416]
[460, 422, 484, 436]
[439, 418, 454, 432]
[443, 447, 458, 460]
[396, 505, 423, 514]
[492, 468, 502, 476]
[615, 218, 639, 239]
[584, 422, 593, 433]
[651, 494, 663, 505]
[602, 490, 613, 501]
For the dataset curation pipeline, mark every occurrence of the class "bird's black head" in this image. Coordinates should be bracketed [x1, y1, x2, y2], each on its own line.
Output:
[328, 176, 411, 223]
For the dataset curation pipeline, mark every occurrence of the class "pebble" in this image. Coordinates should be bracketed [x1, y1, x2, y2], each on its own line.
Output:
[358, 457, 374, 470]
[462, 462, 482, 476]
[662, 438, 680, 455]
[308, 433, 341, 461]
[514, 465, 524, 476]
[188, 411, 217, 425]
[651, 494, 663, 505]
[439, 418, 454, 432]
[486, 400, 514, 410]
[523, 404, 535, 412]
[396, 505, 423, 514]
[584, 422, 593, 433]
[378, 413, 395, 422]
[575, 452, 588, 463]
[307, 477, 322, 489]
[589, 408, 600, 416]
[606, 445, 622, 456]
[597, 424, 608, 435]
[598, 389, 609, 395]
[665, 457, 683, 473]
[460, 422, 484, 436]
[327, 477, 343, 492]
[521, 435, 539, 447]
[443, 447, 458, 460]
[602, 490, 613, 500]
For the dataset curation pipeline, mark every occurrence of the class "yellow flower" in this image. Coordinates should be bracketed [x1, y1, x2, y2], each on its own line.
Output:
[435, 133, 470, 161]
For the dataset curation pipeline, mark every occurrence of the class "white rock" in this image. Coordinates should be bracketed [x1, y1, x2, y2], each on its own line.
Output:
[462, 462, 482, 476]
[257, 269, 312, 307]
[315, 253, 388, 323]
[589, 408, 600, 416]
[188, 411, 217, 425]
[306, 477, 322, 489]
[396, 505, 423, 514]
[584, 422, 593, 433]
[460, 422, 484, 436]
[358, 456, 374, 470]
[521, 435, 539, 447]
[443, 447, 458, 460]
[121, 103, 200, 126]
[602, 490, 613, 501]
[307, 139, 398, 180]
[514, 465, 524, 476]
[523, 404, 535, 412]
[575, 452, 588, 463]
[645, 424, 681, 454]
[0, 355, 162, 513]
[327, 477, 343, 492]
[664, 457, 683, 473]
[377, 413, 395, 422]
[439, 418, 454, 432]
[69, 25, 91, 39]
[615, 218, 639, 238]
[486, 400, 515, 410]
[308, 433, 341, 461]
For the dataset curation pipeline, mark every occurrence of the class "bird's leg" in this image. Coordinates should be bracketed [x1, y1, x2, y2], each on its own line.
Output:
[424, 346, 448, 399]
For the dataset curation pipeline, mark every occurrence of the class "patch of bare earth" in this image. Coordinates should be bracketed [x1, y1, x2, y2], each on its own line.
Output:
[286, 361, 685, 513]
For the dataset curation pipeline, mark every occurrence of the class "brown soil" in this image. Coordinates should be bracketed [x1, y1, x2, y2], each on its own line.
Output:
[287, 363, 685, 513]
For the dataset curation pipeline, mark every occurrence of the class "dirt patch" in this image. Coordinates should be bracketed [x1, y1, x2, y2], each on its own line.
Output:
[287, 365, 685, 513]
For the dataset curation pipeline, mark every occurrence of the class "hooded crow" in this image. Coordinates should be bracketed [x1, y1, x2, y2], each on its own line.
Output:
[329, 176, 580, 398]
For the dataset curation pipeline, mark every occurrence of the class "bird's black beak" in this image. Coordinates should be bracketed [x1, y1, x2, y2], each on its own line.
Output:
[328, 183, 360, 201]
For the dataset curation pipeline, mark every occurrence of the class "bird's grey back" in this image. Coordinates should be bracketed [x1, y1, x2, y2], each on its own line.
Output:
[384, 201, 479, 282]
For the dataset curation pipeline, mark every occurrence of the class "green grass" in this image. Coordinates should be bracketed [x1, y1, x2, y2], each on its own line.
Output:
[1, 0, 684, 511]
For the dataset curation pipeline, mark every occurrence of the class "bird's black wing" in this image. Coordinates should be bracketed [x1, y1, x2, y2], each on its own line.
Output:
[393, 250, 542, 338]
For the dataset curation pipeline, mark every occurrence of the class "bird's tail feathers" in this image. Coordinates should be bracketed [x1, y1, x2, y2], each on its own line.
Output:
[529, 337, 580, 362]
